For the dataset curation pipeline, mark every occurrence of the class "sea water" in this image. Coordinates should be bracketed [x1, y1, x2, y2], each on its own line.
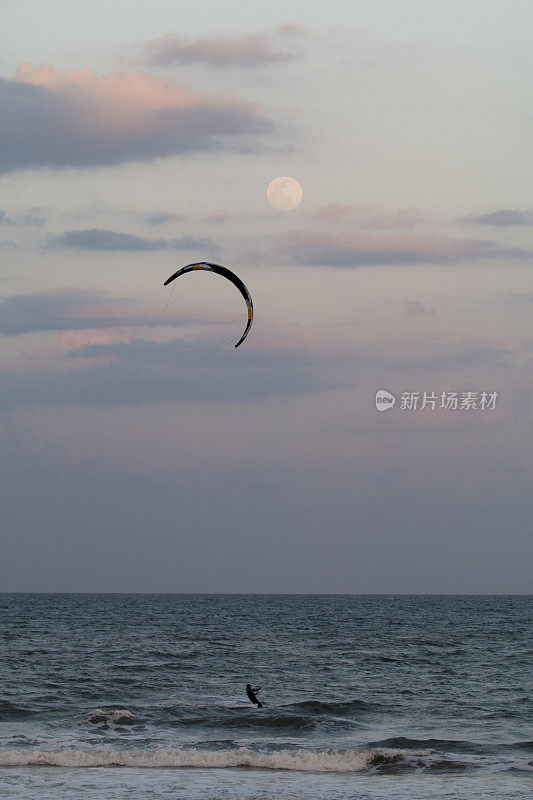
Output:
[0, 594, 531, 799]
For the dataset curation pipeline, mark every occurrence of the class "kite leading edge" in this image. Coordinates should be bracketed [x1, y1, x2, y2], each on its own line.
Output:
[164, 262, 253, 348]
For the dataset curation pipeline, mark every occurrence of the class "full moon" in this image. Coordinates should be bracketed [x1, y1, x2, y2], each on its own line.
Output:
[267, 176, 303, 211]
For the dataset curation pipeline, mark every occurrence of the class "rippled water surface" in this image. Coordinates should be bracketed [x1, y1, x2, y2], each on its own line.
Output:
[0, 594, 531, 799]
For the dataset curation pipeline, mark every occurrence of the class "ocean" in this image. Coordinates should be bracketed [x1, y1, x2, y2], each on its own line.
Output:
[0, 594, 531, 799]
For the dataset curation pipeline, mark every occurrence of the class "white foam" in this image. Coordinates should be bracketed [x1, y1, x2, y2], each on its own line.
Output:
[0, 746, 426, 771]
[82, 709, 137, 726]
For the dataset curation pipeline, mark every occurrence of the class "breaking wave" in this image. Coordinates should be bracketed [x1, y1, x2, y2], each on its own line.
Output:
[1, 746, 530, 774]
[82, 709, 139, 727]
[0, 746, 431, 771]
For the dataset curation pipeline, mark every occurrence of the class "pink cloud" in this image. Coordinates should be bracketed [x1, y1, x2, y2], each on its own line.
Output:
[0, 289, 219, 338]
[9, 328, 122, 376]
[277, 23, 314, 38]
[312, 204, 369, 223]
[144, 34, 293, 68]
[204, 212, 230, 224]
[363, 209, 424, 229]
[285, 229, 530, 266]
[0, 65, 273, 174]
[311, 204, 423, 228]
[16, 63, 243, 130]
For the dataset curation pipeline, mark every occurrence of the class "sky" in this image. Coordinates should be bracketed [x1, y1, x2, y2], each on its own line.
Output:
[0, 0, 532, 593]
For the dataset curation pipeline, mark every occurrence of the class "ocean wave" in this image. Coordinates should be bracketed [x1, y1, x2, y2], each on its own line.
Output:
[6, 744, 529, 774]
[291, 699, 378, 716]
[177, 713, 318, 731]
[136, 701, 371, 731]
[0, 746, 432, 771]
[511, 740, 533, 752]
[82, 709, 139, 727]
[80, 705, 320, 733]
[0, 700, 33, 719]
[369, 737, 479, 753]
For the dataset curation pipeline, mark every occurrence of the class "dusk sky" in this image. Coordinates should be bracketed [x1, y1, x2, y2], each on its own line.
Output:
[1, 0, 532, 592]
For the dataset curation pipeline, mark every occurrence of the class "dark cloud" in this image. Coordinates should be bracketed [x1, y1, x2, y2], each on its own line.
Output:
[0, 290, 199, 336]
[2, 440, 532, 593]
[0, 211, 15, 226]
[0, 299, 513, 412]
[0, 69, 274, 175]
[404, 300, 436, 316]
[51, 228, 213, 252]
[506, 293, 533, 305]
[144, 34, 293, 68]
[0, 336, 325, 410]
[1, 208, 45, 227]
[390, 344, 510, 373]
[460, 209, 533, 226]
[18, 209, 45, 226]
[0, 337, 513, 413]
[286, 230, 530, 267]
[204, 212, 230, 224]
[143, 213, 182, 226]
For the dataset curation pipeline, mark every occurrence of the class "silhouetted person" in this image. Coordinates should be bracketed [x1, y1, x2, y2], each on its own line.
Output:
[246, 683, 263, 708]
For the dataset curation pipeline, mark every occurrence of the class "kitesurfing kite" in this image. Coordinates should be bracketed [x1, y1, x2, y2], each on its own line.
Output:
[164, 262, 253, 348]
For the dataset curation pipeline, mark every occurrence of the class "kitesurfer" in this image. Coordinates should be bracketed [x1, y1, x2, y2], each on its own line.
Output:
[246, 683, 263, 708]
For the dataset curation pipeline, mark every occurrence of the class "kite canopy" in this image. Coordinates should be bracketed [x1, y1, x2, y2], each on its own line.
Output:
[163, 262, 253, 348]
